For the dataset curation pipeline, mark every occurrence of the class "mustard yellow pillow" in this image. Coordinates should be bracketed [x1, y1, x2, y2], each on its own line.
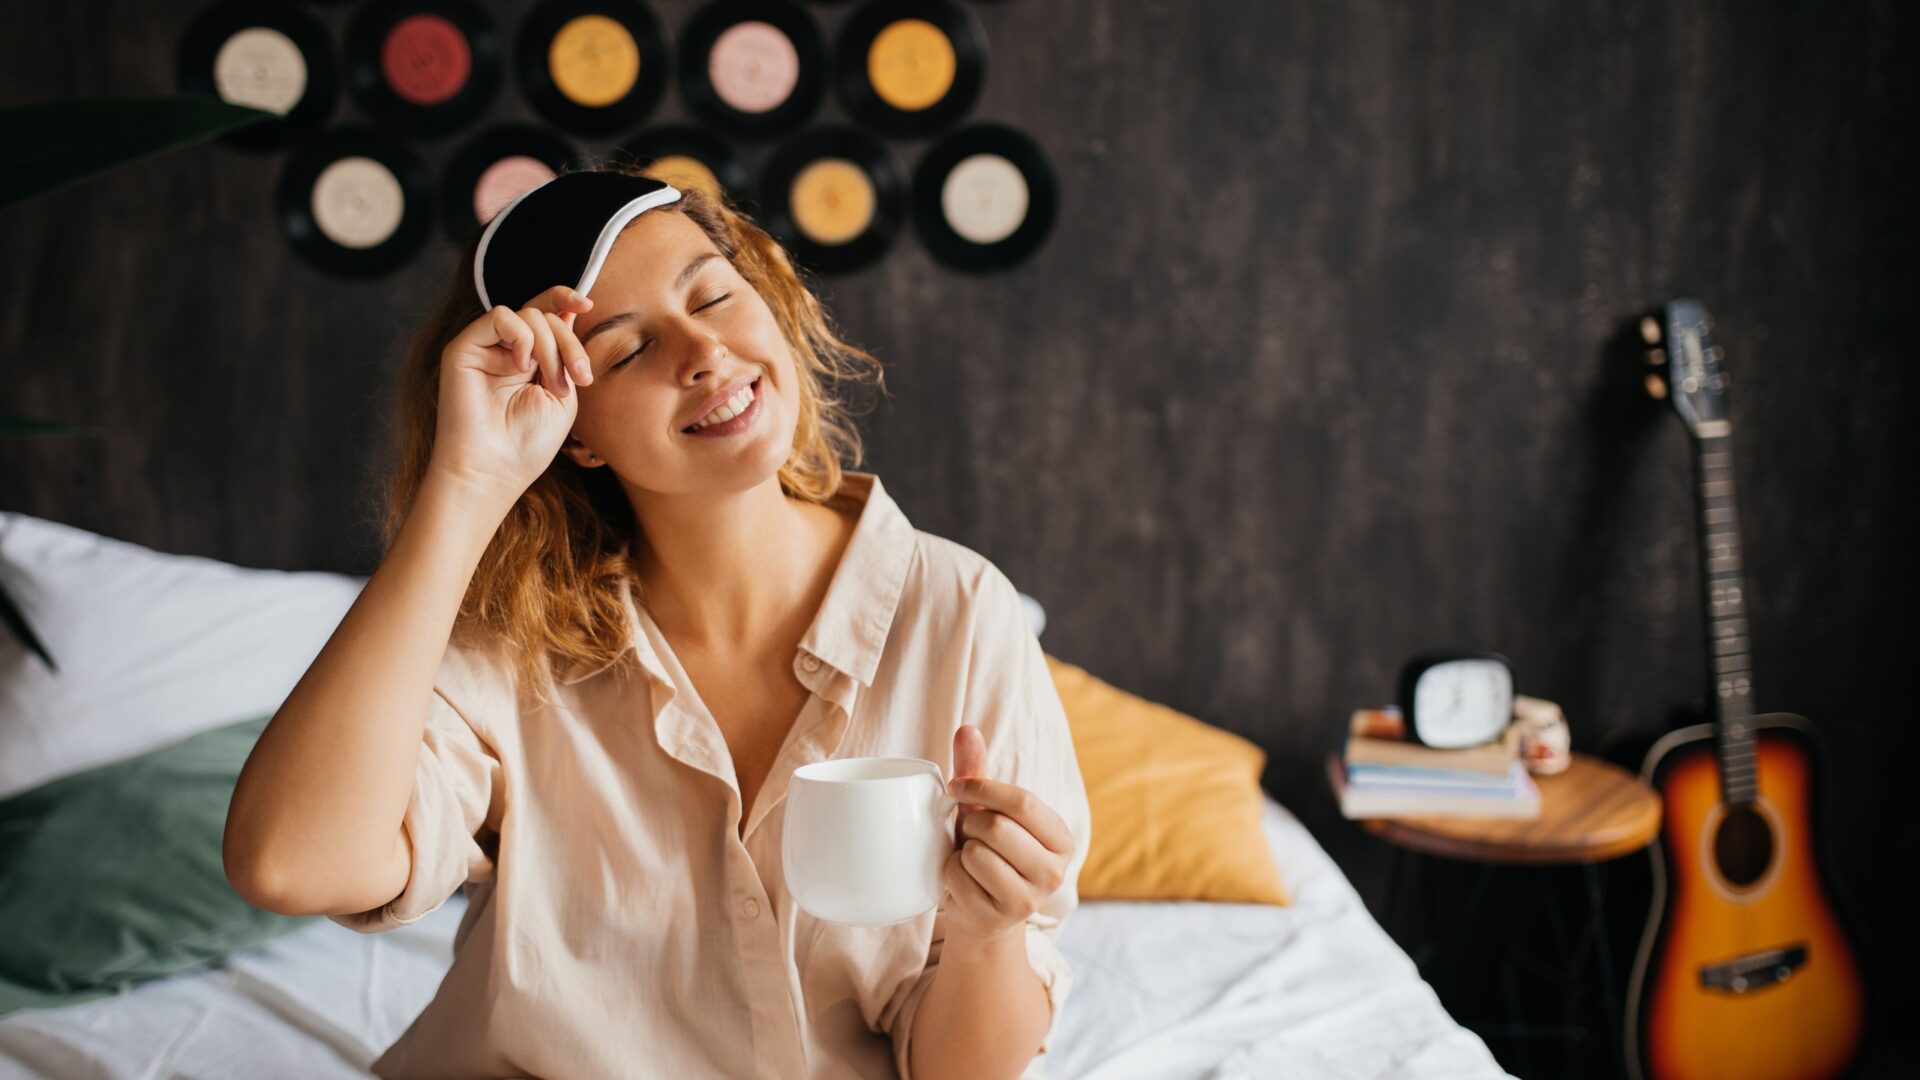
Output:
[1046, 654, 1290, 905]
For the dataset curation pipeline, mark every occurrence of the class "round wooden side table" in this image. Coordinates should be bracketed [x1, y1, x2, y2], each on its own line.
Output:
[1332, 752, 1662, 1079]
[1357, 753, 1662, 864]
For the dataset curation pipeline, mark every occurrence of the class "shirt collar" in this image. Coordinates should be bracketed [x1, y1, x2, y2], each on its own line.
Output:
[556, 470, 916, 690]
[795, 471, 916, 686]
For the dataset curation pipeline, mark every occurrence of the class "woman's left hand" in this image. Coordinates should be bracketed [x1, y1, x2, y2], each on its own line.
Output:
[941, 724, 1076, 943]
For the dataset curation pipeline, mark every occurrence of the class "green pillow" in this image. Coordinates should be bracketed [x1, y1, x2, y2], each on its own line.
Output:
[0, 714, 320, 1014]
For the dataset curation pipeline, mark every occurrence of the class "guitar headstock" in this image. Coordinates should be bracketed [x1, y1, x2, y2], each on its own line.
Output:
[1639, 298, 1731, 437]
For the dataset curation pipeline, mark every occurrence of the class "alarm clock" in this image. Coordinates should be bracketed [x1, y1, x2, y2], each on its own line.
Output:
[1396, 650, 1515, 749]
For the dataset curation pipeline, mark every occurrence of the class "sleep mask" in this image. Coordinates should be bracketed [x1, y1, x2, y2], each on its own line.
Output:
[472, 171, 683, 312]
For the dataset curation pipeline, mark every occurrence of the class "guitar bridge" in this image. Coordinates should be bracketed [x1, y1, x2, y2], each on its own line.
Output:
[1698, 943, 1807, 993]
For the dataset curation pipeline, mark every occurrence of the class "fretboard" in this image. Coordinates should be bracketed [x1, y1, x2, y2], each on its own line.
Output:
[1693, 430, 1757, 805]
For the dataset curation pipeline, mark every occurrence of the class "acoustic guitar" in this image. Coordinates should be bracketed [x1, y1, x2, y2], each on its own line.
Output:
[1623, 299, 1868, 1079]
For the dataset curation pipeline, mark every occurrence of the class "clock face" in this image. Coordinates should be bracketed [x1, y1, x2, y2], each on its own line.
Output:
[1412, 658, 1513, 749]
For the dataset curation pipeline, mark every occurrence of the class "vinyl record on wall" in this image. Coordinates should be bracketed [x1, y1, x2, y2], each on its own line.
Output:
[911, 122, 1053, 272]
[344, 0, 502, 138]
[834, 0, 983, 138]
[678, 0, 828, 140]
[441, 125, 586, 246]
[177, 0, 337, 152]
[617, 125, 758, 211]
[277, 126, 434, 277]
[516, 0, 670, 137]
[759, 126, 906, 275]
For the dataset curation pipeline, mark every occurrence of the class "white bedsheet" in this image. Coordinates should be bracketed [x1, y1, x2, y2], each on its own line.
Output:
[0, 796, 1512, 1079]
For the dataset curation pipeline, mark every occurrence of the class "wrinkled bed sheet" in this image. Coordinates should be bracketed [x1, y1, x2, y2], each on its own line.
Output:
[0, 796, 1511, 1079]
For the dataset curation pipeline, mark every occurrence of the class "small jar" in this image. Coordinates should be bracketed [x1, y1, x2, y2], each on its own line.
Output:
[1514, 695, 1571, 775]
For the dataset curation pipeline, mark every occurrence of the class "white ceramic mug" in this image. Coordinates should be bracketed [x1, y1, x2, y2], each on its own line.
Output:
[783, 756, 962, 925]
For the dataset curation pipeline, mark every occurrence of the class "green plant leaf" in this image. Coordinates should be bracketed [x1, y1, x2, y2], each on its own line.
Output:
[0, 415, 103, 438]
[0, 97, 276, 209]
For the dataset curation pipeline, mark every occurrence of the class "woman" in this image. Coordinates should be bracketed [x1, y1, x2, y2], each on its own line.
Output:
[223, 165, 1091, 1080]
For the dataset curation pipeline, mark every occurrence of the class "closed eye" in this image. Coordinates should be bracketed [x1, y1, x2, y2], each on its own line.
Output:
[610, 293, 733, 369]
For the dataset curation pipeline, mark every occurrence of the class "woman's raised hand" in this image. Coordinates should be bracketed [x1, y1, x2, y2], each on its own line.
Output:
[427, 285, 597, 510]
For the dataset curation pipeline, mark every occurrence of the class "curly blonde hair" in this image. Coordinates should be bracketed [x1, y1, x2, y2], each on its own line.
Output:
[375, 162, 885, 705]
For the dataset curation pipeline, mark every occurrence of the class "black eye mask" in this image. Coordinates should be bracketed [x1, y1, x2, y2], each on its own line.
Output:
[472, 171, 683, 312]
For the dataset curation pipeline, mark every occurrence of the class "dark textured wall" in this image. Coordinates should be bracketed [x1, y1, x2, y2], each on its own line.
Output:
[5, 0, 1915, 1063]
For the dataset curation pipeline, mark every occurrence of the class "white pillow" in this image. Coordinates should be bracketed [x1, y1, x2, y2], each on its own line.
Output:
[0, 512, 367, 799]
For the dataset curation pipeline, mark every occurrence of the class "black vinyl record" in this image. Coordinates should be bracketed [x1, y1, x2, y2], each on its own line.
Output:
[176, 0, 337, 153]
[344, 0, 502, 139]
[678, 0, 829, 141]
[277, 126, 435, 277]
[834, 0, 984, 138]
[440, 125, 587, 246]
[758, 125, 906, 275]
[516, 0, 671, 137]
[615, 125, 759, 211]
[911, 122, 1054, 272]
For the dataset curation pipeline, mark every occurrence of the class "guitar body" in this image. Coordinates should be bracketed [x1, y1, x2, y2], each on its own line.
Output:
[1628, 716, 1865, 1079]
[1625, 301, 1870, 1079]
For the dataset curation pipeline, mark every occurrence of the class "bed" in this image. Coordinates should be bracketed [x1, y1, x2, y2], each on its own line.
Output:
[0, 510, 1511, 1078]
[0, 792, 1511, 1079]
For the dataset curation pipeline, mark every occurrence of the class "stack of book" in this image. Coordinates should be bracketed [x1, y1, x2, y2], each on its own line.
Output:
[1331, 707, 1541, 819]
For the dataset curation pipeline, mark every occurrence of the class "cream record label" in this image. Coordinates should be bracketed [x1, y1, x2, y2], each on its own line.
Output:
[178, 0, 336, 151]
[911, 123, 1055, 272]
[213, 27, 308, 116]
[277, 126, 433, 276]
[311, 156, 407, 249]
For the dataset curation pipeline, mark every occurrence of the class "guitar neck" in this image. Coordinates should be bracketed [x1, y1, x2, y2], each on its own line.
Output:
[1692, 426, 1759, 805]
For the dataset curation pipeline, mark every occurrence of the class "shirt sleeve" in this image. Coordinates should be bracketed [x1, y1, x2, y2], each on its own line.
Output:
[327, 642, 507, 934]
[882, 561, 1091, 1080]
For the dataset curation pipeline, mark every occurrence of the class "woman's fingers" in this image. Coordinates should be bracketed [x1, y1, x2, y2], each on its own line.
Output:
[460, 287, 590, 386]
[537, 286, 594, 385]
[482, 306, 534, 375]
[531, 283, 593, 317]
[538, 311, 588, 391]
[520, 301, 564, 397]
[549, 311, 592, 386]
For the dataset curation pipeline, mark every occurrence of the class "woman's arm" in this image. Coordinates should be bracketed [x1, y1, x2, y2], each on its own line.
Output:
[887, 562, 1093, 1080]
[909, 928, 1053, 1080]
[222, 473, 512, 916]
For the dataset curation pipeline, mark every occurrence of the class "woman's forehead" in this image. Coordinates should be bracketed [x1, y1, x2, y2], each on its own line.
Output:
[598, 212, 716, 287]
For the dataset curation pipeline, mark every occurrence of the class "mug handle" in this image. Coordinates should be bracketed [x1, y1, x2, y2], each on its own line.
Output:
[932, 764, 962, 844]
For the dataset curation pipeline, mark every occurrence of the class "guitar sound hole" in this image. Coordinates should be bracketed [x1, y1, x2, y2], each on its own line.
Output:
[1714, 805, 1774, 888]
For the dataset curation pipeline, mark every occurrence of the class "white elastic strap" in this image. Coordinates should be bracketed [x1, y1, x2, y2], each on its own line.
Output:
[574, 186, 684, 299]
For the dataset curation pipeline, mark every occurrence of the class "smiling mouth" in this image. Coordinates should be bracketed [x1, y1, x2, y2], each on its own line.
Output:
[682, 377, 762, 434]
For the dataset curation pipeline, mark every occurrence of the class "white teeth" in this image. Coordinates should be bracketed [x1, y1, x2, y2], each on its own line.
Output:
[690, 383, 756, 429]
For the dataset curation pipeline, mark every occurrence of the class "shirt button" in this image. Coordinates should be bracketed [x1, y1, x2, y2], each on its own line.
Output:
[801, 655, 822, 672]
[741, 897, 760, 918]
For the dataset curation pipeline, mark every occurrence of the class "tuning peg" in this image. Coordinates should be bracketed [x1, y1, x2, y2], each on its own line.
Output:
[1644, 373, 1668, 400]
[1639, 316, 1663, 345]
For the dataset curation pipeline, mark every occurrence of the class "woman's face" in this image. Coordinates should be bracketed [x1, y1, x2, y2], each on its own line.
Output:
[562, 210, 796, 495]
